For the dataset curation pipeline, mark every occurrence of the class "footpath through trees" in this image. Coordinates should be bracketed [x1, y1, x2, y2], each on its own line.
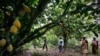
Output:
[17, 47, 99, 56]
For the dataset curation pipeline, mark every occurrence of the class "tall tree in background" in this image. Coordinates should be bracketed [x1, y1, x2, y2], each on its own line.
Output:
[0, 0, 100, 56]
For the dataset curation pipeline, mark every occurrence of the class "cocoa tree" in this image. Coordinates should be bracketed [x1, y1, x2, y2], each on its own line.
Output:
[0, 0, 100, 56]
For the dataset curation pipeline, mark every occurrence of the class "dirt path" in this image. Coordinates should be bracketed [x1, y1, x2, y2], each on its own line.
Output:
[33, 48, 82, 56]
[17, 48, 99, 56]
[48, 49, 81, 56]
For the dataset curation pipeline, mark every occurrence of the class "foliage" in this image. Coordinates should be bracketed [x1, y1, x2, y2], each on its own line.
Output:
[67, 38, 79, 48]
[0, 0, 100, 56]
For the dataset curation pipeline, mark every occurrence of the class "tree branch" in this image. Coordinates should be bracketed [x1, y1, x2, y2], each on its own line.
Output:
[17, 23, 57, 48]
[69, 3, 100, 15]
[15, 0, 51, 46]
[15, 0, 73, 48]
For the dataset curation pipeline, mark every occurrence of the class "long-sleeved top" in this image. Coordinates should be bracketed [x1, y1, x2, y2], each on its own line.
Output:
[58, 39, 64, 46]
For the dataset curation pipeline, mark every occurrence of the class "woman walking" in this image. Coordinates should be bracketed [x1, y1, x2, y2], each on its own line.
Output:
[81, 37, 88, 56]
[91, 37, 98, 55]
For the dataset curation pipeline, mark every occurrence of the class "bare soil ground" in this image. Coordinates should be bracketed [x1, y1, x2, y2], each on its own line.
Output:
[17, 48, 99, 56]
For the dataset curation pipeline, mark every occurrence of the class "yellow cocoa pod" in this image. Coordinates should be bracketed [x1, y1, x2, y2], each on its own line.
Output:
[10, 25, 18, 34]
[13, 19, 21, 29]
[0, 39, 6, 47]
[23, 4, 31, 13]
[18, 10, 25, 16]
[7, 44, 13, 52]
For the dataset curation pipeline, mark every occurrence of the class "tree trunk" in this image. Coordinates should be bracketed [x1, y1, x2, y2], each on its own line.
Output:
[63, 31, 68, 49]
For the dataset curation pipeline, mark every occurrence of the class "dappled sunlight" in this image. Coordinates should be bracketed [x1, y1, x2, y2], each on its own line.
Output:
[0, 0, 100, 56]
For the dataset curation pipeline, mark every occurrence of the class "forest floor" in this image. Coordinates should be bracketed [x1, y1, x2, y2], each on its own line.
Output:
[17, 47, 99, 56]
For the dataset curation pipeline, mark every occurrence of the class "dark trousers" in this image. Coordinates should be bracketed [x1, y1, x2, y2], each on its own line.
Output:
[59, 45, 64, 52]
[42, 44, 48, 51]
